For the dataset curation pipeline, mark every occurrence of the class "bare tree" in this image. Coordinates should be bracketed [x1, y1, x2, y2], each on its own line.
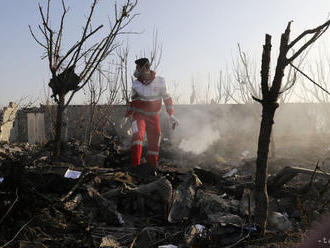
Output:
[168, 81, 182, 104]
[138, 29, 163, 71]
[232, 44, 260, 103]
[297, 45, 330, 103]
[190, 78, 197, 104]
[117, 47, 131, 104]
[213, 70, 233, 104]
[117, 29, 163, 105]
[85, 68, 108, 145]
[233, 43, 300, 104]
[253, 19, 330, 235]
[30, 0, 137, 156]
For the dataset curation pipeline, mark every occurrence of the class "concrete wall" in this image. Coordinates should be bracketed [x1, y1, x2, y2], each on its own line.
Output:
[27, 113, 46, 144]
[0, 102, 18, 142]
[15, 107, 46, 144]
[7, 103, 330, 146]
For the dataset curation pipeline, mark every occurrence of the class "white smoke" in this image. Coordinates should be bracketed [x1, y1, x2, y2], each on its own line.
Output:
[178, 124, 220, 155]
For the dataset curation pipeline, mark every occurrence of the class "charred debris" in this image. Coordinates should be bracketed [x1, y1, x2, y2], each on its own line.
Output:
[1, 135, 330, 248]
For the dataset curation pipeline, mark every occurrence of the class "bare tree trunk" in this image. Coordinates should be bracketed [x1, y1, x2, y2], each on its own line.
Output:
[255, 102, 278, 233]
[55, 94, 65, 156]
[254, 20, 330, 235]
[270, 131, 275, 158]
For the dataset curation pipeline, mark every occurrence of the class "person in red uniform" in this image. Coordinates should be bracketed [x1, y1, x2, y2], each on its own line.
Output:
[125, 58, 179, 167]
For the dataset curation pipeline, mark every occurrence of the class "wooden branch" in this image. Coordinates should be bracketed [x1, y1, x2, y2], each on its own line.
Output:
[260, 34, 272, 99]
[252, 95, 262, 103]
[288, 20, 330, 62]
[28, 26, 47, 49]
[73, 0, 98, 65]
[288, 19, 330, 49]
[46, 0, 50, 24]
[0, 218, 33, 248]
[268, 166, 330, 193]
[0, 189, 18, 225]
[268, 22, 291, 99]
[54, 0, 67, 67]
[38, 3, 55, 73]
[38, 3, 52, 34]
[278, 80, 296, 95]
[57, 24, 103, 70]
[288, 30, 324, 63]
[75, 43, 100, 64]
[238, 43, 259, 98]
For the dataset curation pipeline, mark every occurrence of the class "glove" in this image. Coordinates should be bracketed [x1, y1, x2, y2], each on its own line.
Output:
[121, 116, 132, 130]
[170, 115, 179, 130]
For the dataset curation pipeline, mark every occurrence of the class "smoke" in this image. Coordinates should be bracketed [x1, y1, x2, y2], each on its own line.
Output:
[178, 125, 220, 154]
[170, 105, 224, 156]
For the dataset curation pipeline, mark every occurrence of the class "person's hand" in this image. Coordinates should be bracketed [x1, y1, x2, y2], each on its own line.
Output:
[170, 115, 179, 130]
[121, 116, 132, 129]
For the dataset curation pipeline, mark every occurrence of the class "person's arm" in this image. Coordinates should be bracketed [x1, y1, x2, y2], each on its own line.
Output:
[161, 79, 174, 116]
[125, 87, 137, 117]
[161, 78, 179, 129]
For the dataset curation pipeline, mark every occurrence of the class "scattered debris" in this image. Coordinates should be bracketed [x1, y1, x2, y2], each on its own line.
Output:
[158, 245, 178, 248]
[223, 168, 238, 178]
[267, 211, 292, 232]
[64, 168, 82, 179]
[0, 139, 329, 247]
[168, 172, 202, 223]
[99, 235, 120, 248]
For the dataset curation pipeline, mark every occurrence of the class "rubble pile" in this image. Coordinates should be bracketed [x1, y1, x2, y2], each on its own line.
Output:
[1, 140, 330, 247]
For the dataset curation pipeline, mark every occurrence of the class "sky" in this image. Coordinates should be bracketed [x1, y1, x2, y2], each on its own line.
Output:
[1, 0, 330, 107]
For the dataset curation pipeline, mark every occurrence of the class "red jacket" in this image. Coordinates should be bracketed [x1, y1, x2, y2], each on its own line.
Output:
[126, 74, 174, 117]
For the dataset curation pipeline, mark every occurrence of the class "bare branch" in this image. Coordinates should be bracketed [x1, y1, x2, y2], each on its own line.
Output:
[0, 218, 33, 248]
[0, 189, 18, 225]
[238, 43, 258, 97]
[57, 24, 103, 70]
[288, 19, 330, 62]
[260, 35, 272, 99]
[29, 25, 47, 49]
[54, 0, 67, 67]
[288, 19, 330, 49]
[73, 0, 99, 65]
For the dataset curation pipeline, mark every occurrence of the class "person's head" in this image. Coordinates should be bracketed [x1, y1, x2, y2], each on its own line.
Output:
[134, 58, 150, 73]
